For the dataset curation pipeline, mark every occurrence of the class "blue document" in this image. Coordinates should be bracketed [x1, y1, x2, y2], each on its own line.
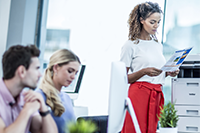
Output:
[161, 47, 193, 71]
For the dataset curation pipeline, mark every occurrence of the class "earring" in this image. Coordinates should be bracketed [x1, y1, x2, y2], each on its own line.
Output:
[51, 71, 53, 77]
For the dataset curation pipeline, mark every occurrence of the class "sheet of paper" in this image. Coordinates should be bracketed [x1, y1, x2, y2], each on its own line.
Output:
[161, 47, 193, 72]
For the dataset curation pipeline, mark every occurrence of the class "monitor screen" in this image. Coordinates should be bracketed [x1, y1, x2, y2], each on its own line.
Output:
[61, 64, 86, 100]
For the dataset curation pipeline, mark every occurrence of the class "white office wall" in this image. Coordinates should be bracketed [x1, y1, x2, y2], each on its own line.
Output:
[72, 0, 164, 116]
[0, 0, 11, 77]
[45, 0, 165, 116]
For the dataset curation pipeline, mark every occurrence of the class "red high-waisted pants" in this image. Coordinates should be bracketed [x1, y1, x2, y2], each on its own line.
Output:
[121, 82, 164, 133]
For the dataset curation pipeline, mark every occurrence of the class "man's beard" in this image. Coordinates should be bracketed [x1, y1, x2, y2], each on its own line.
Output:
[25, 84, 37, 90]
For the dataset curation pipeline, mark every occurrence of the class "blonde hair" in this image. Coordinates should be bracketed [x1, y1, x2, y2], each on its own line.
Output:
[39, 49, 80, 116]
[128, 2, 162, 43]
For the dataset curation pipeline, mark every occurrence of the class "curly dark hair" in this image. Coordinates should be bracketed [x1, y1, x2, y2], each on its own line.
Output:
[128, 1, 163, 41]
[2, 44, 40, 80]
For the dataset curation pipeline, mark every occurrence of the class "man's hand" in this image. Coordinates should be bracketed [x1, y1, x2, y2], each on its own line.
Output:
[23, 90, 48, 112]
[23, 101, 40, 115]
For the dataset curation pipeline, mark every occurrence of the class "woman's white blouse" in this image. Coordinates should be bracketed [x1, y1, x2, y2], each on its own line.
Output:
[120, 39, 166, 85]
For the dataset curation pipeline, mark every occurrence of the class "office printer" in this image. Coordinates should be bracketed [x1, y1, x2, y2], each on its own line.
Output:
[178, 54, 200, 78]
[172, 54, 200, 132]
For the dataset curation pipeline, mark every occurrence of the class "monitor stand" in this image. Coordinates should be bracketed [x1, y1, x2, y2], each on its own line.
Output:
[125, 97, 141, 133]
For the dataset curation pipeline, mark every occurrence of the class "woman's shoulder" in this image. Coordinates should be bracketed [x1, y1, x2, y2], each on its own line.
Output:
[35, 88, 43, 94]
[61, 91, 71, 101]
[150, 39, 163, 47]
[123, 40, 138, 48]
[152, 39, 161, 44]
[124, 39, 135, 44]
[35, 88, 47, 100]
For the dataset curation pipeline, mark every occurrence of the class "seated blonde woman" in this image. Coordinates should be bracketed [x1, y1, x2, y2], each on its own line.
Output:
[35, 49, 81, 133]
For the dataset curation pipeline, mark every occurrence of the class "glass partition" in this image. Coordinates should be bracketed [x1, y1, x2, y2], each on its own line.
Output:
[162, 0, 200, 103]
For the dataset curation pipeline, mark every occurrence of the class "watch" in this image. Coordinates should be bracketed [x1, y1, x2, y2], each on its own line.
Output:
[39, 110, 50, 117]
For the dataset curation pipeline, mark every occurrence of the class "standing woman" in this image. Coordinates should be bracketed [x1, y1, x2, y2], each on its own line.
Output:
[35, 49, 81, 133]
[120, 2, 179, 133]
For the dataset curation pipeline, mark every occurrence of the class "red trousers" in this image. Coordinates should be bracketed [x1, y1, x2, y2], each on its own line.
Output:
[121, 82, 164, 133]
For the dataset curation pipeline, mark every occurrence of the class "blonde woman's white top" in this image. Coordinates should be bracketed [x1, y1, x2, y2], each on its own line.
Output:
[120, 39, 166, 85]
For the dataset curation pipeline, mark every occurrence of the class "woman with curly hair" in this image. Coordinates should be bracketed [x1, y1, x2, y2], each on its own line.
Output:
[120, 1, 179, 133]
[35, 49, 81, 133]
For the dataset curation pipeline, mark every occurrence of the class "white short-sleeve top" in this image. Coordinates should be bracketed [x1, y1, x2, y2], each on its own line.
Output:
[120, 39, 166, 85]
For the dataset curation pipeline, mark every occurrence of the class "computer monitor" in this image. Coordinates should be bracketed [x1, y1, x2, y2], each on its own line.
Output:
[61, 64, 86, 101]
[107, 61, 141, 133]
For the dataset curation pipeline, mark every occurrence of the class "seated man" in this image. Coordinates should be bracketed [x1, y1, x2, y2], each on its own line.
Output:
[0, 45, 58, 133]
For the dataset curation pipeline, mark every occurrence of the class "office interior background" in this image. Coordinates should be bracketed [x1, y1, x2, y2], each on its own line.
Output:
[0, 0, 200, 116]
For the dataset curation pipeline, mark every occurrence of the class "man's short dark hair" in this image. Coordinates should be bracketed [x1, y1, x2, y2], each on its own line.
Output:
[2, 44, 40, 80]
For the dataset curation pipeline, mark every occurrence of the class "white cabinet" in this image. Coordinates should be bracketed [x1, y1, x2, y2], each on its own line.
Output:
[172, 78, 200, 133]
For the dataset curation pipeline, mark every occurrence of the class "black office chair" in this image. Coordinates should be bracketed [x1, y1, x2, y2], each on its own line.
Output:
[77, 115, 108, 133]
